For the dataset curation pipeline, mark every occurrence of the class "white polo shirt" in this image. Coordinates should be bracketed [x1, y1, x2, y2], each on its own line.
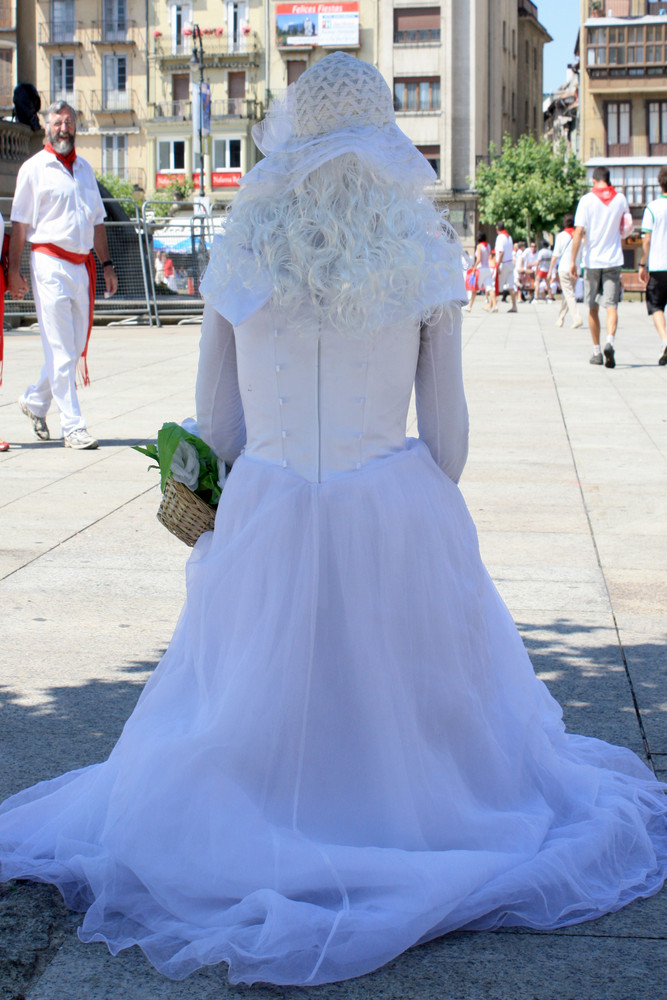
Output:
[11, 148, 106, 255]
[494, 230, 513, 265]
[641, 194, 667, 271]
[574, 188, 628, 269]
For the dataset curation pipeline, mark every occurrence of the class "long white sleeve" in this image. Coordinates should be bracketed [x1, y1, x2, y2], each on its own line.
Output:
[195, 304, 246, 465]
[414, 308, 469, 484]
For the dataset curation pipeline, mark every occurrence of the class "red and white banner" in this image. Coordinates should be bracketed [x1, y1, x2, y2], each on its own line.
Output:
[155, 172, 242, 190]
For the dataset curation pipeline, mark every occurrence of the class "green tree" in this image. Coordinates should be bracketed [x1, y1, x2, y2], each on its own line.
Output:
[95, 173, 140, 217]
[149, 176, 196, 218]
[473, 135, 587, 242]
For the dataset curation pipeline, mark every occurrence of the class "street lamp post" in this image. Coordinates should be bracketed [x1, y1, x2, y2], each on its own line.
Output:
[190, 23, 205, 198]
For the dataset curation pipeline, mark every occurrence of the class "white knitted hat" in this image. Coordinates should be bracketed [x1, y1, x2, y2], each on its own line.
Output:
[243, 52, 435, 195]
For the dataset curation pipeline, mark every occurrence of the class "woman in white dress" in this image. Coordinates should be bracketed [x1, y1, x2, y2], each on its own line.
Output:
[0, 53, 666, 988]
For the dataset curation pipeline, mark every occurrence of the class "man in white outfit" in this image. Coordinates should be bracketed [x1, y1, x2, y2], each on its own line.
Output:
[494, 222, 517, 312]
[7, 101, 117, 449]
[570, 166, 629, 368]
[547, 214, 582, 329]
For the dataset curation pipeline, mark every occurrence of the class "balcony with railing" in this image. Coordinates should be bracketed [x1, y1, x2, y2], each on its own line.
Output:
[518, 0, 539, 18]
[393, 28, 440, 44]
[99, 165, 146, 190]
[150, 99, 191, 120]
[154, 31, 258, 64]
[91, 19, 138, 45]
[90, 89, 142, 115]
[211, 98, 256, 118]
[38, 20, 84, 45]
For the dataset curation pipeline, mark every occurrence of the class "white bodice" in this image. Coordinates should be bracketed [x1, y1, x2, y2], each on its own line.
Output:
[196, 298, 469, 488]
[232, 305, 420, 483]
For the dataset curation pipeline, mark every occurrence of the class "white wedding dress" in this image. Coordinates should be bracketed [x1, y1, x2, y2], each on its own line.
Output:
[0, 287, 666, 987]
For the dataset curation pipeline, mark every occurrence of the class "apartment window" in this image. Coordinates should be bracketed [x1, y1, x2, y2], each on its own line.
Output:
[502, 20, 506, 51]
[51, 0, 75, 43]
[227, 1, 249, 50]
[587, 23, 666, 76]
[51, 55, 74, 104]
[606, 100, 631, 155]
[533, 105, 537, 132]
[533, 46, 537, 71]
[103, 0, 127, 41]
[610, 166, 643, 206]
[512, 28, 516, 58]
[103, 54, 128, 109]
[158, 138, 185, 171]
[169, 2, 192, 55]
[213, 137, 241, 170]
[511, 91, 515, 121]
[394, 7, 440, 44]
[648, 100, 667, 153]
[524, 99, 529, 129]
[418, 144, 440, 179]
[525, 39, 529, 62]
[394, 77, 440, 112]
[647, 24, 665, 63]
[0, 50, 12, 107]
[102, 134, 128, 178]
[502, 84, 506, 116]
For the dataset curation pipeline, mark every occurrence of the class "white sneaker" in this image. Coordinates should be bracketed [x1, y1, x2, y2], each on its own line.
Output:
[572, 319, 583, 329]
[555, 317, 564, 328]
[64, 428, 98, 450]
[18, 396, 50, 441]
[463, 305, 472, 313]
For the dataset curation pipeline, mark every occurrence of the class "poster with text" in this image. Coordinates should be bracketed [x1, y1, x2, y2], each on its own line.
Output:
[275, 3, 359, 48]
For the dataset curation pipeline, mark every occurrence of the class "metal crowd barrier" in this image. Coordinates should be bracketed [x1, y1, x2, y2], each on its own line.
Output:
[141, 200, 226, 326]
[1, 197, 154, 327]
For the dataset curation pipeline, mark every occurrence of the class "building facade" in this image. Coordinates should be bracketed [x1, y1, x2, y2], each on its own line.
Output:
[22, 1, 549, 235]
[579, 0, 667, 235]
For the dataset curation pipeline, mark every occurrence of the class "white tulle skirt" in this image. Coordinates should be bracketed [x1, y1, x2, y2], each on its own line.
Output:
[1, 439, 666, 986]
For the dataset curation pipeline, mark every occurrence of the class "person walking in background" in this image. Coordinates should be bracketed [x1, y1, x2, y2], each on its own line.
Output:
[534, 241, 554, 302]
[570, 166, 630, 368]
[513, 240, 527, 300]
[494, 222, 518, 313]
[463, 231, 491, 313]
[638, 164, 667, 366]
[7, 100, 117, 450]
[521, 240, 539, 302]
[548, 214, 583, 329]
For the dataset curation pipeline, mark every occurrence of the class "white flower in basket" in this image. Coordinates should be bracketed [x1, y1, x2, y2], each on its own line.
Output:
[170, 439, 200, 490]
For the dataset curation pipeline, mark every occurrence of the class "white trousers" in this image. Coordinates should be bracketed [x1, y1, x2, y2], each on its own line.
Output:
[557, 266, 581, 327]
[24, 253, 90, 436]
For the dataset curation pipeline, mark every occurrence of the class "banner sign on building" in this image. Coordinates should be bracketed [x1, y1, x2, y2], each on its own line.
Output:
[276, 3, 360, 48]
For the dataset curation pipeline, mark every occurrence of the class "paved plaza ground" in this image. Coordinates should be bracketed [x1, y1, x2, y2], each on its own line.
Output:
[0, 298, 665, 999]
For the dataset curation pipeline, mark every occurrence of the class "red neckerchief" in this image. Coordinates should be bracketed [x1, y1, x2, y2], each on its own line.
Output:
[497, 229, 509, 236]
[564, 227, 575, 237]
[591, 185, 618, 206]
[45, 141, 77, 172]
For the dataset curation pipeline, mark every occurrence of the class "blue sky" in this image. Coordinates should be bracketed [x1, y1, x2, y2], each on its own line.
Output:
[540, 0, 582, 93]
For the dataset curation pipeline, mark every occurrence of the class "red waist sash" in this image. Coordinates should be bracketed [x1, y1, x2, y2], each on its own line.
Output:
[31, 242, 96, 386]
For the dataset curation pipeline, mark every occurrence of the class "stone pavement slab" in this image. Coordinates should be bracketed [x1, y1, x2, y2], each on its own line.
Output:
[0, 297, 664, 1000]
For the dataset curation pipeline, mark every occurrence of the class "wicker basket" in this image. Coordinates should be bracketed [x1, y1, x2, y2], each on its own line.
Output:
[157, 476, 216, 547]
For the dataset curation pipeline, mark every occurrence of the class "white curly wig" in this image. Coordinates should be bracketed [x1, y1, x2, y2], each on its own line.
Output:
[202, 53, 463, 331]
